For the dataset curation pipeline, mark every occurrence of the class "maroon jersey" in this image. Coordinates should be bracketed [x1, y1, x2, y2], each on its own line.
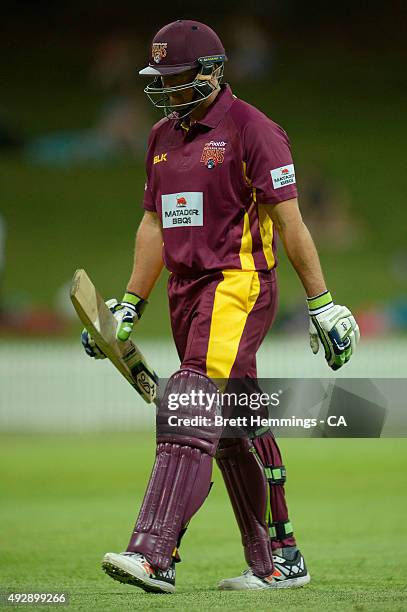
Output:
[143, 85, 297, 276]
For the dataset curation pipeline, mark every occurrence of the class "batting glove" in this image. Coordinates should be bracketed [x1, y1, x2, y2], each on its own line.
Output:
[308, 291, 360, 370]
[81, 298, 122, 359]
[111, 292, 148, 342]
[81, 294, 147, 357]
[81, 329, 106, 359]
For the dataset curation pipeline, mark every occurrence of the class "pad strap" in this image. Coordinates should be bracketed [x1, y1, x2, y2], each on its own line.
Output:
[269, 519, 294, 541]
[264, 465, 286, 485]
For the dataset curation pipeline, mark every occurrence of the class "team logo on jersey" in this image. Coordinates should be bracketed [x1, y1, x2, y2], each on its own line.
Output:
[152, 42, 168, 64]
[270, 164, 296, 189]
[200, 140, 227, 169]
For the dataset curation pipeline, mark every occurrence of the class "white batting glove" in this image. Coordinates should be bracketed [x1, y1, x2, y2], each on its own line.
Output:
[308, 291, 360, 370]
[81, 298, 120, 359]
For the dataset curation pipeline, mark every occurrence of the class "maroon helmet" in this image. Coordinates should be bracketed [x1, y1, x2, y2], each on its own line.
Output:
[140, 19, 226, 76]
[139, 20, 227, 119]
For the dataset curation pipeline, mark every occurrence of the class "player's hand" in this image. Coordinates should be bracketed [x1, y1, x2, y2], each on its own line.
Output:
[110, 292, 148, 342]
[307, 291, 360, 370]
[81, 294, 147, 357]
[81, 329, 106, 359]
[80, 298, 122, 359]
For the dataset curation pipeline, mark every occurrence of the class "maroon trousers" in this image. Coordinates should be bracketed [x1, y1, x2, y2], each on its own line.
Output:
[168, 268, 296, 552]
[127, 268, 296, 574]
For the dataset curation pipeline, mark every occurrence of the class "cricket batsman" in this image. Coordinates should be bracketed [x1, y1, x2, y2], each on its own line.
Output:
[82, 19, 360, 593]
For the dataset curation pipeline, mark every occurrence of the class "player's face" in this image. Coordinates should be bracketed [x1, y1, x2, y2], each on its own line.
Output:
[162, 69, 198, 106]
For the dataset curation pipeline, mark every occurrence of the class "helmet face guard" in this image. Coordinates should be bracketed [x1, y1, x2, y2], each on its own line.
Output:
[143, 56, 225, 120]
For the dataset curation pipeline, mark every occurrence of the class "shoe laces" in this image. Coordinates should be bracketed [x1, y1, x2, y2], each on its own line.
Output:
[122, 552, 146, 562]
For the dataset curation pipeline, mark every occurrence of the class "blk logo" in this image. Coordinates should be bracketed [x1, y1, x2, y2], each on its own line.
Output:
[153, 153, 167, 164]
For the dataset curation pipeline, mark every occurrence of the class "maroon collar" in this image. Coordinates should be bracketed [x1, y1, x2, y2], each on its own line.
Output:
[176, 84, 235, 131]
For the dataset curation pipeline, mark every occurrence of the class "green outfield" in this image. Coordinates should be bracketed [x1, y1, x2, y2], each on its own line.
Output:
[1, 434, 406, 611]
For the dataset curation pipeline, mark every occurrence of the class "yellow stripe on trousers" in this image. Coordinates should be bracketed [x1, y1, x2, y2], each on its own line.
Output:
[206, 270, 261, 380]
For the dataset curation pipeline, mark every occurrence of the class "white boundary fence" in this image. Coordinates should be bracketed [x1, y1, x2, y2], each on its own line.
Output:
[0, 337, 406, 432]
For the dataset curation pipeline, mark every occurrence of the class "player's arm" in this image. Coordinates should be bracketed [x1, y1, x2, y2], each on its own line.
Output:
[269, 197, 360, 369]
[268, 197, 326, 297]
[114, 210, 164, 341]
[81, 211, 164, 357]
[127, 210, 164, 299]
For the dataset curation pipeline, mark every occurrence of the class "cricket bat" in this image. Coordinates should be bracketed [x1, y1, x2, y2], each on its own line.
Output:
[70, 269, 158, 404]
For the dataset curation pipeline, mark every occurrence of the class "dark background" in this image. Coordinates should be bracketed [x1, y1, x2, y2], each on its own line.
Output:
[1, 1, 406, 337]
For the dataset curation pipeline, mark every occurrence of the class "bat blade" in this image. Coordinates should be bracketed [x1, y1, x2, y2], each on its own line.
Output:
[70, 269, 158, 404]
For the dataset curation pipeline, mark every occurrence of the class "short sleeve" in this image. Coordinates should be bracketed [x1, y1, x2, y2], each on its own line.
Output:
[243, 119, 298, 204]
[143, 131, 156, 212]
[143, 179, 155, 212]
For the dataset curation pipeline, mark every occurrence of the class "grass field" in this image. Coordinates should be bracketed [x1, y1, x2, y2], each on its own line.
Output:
[1, 434, 406, 610]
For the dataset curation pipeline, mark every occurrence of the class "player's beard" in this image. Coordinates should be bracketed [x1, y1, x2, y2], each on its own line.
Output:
[165, 92, 207, 120]
[145, 79, 214, 120]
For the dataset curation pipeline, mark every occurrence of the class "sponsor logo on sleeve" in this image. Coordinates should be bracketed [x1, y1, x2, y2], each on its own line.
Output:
[161, 192, 203, 228]
[152, 42, 168, 64]
[270, 164, 296, 189]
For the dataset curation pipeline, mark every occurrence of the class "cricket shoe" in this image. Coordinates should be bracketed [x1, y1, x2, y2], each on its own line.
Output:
[102, 552, 175, 594]
[218, 547, 310, 590]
